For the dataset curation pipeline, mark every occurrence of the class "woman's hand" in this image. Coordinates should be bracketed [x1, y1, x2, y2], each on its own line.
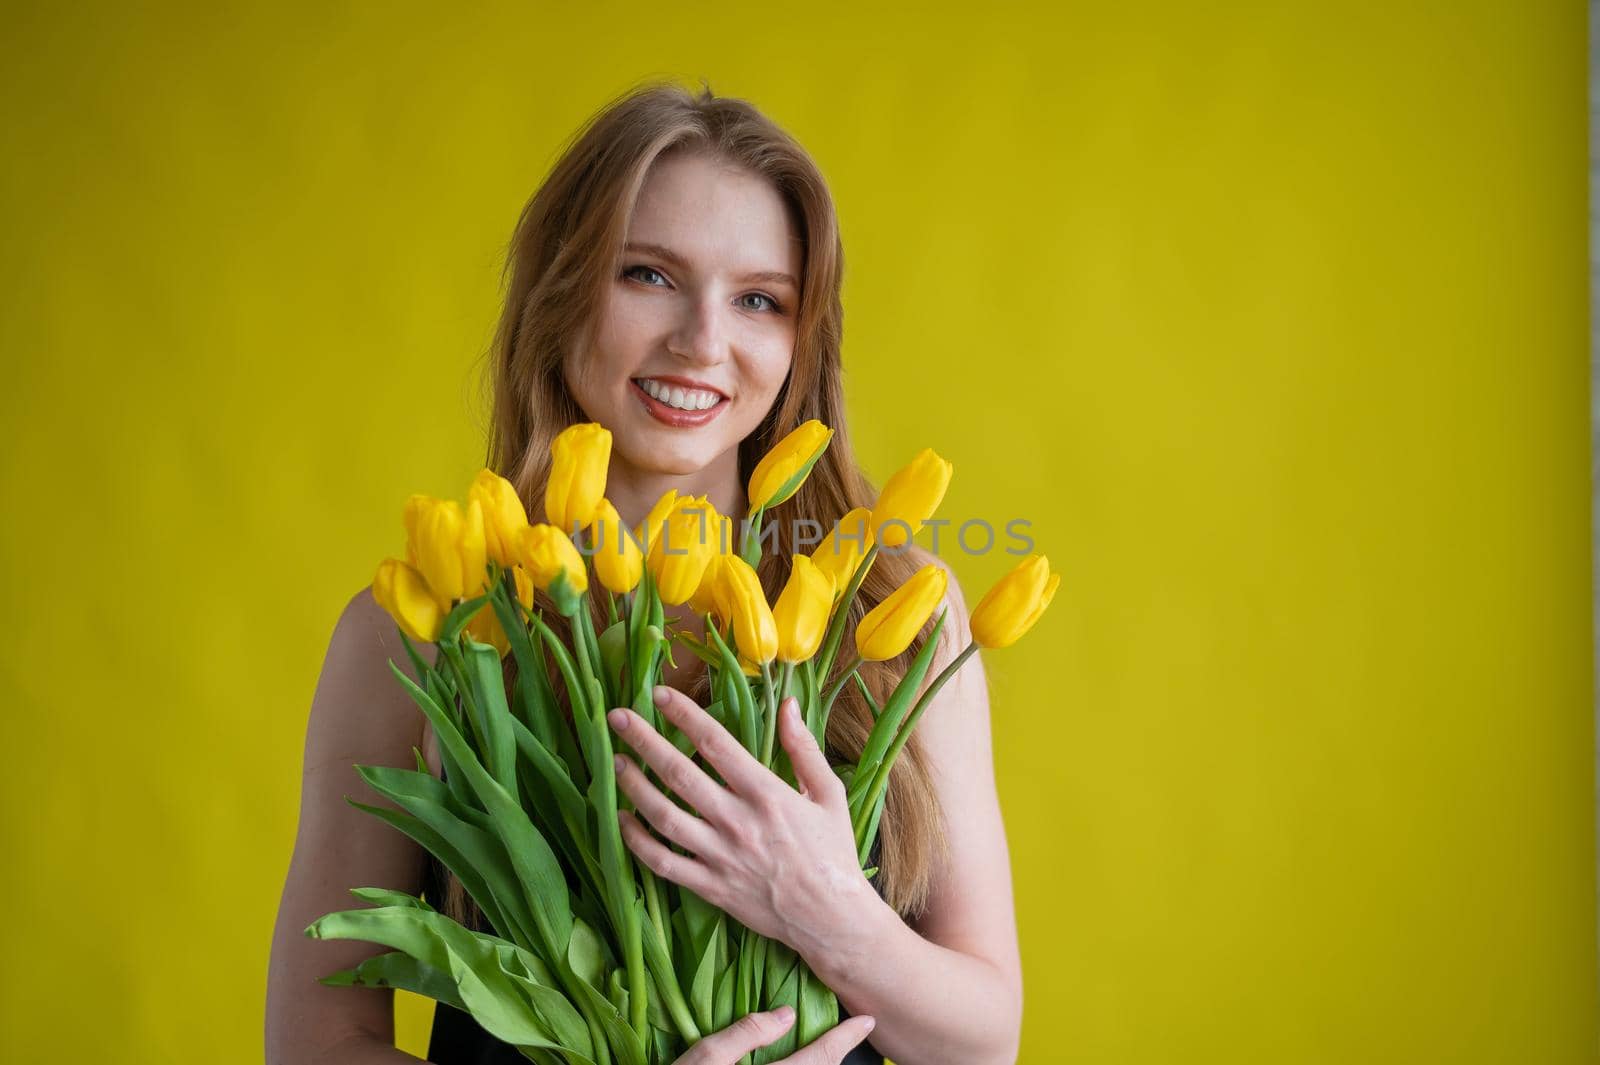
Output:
[674, 1007, 876, 1065]
[606, 686, 875, 956]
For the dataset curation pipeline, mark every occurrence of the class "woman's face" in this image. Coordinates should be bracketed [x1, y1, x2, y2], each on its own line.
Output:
[565, 150, 802, 486]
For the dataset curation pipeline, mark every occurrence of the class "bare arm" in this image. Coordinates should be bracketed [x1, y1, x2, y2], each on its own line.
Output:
[265, 586, 435, 1065]
[799, 553, 1024, 1065]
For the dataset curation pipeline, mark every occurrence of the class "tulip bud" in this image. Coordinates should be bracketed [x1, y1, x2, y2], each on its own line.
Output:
[372, 558, 444, 643]
[588, 498, 643, 594]
[469, 468, 529, 568]
[811, 506, 874, 596]
[970, 554, 1059, 649]
[720, 555, 778, 664]
[634, 488, 680, 554]
[409, 496, 489, 604]
[747, 419, 833, 514]
[773, 555, 835, 662]
[545, 422, 612, 535]
[519, 523, 588, 615]
[402, 494, 429, 569]
[646, 496, 720, 605]
[464, 602, 511, 657]
[855, 563, 948, 661]
[511, 565, 535, 610]
[689, 554, 731, 620]
[870, 448, 953, 549]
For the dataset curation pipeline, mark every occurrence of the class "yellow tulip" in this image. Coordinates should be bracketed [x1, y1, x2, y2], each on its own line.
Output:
[519, 523, 589, 596]
[709, 506, 735, 556]
[469, 468, 529, 568]
[720, 555, 778, 664]
[372, 558, 443, 643]
[688, 554, 731, 619]
[747, 419, 833, 513]
[970, 554, 1060, 649]
[646, 495, 720, 605]
[870, 448, 953, 549]
[811, 506, 874, 596]
[588, 498, 643, 594]
[545, 422, 612, 535]
[402, 494, 429, 569]
[511, 565, 535, 610]
[410, 496, 489, 604]
[464, 602, 511, 657]
[855, 563, 948, 661]
[634, 488, 680, 554]
[773, 555, 834, 662]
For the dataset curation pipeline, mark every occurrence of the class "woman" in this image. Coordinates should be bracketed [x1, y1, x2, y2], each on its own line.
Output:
[266, 81, 1022, 1065]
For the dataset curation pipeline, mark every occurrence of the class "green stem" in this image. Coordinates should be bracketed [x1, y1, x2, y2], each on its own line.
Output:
[852, 643, 979, 854]
[815, 543, 878, 687]
[759, 659, 779, 766]
[439, 640, 488, 756]
[817, 653, 863, 739]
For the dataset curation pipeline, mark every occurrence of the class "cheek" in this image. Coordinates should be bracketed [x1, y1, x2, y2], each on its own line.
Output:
[745, 342, 795, 402]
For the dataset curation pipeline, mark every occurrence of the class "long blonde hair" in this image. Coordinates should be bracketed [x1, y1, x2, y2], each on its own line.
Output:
[436, 78, 950, 924]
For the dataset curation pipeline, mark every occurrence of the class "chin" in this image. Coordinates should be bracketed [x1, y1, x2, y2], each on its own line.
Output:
[616, 434, 721, 478]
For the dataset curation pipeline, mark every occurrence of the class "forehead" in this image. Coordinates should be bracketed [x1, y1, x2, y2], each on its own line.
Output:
[626, 151, 802, 281]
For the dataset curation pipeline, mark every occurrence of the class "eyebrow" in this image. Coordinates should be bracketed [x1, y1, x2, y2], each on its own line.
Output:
[624, 241, 798, 290]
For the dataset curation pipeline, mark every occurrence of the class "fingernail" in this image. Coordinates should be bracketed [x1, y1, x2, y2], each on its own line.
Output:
[607, 708, 628, 730]
[614, 754, 627, 774]
[775, 1005, 795, 1024]
[652, 685, 670, 707]
[861, 1017, 876, 1034]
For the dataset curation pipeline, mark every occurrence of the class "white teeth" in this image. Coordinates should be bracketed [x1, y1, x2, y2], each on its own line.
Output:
[638, 378, 721, 411]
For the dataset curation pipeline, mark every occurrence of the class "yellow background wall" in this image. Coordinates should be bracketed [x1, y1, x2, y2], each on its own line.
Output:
[1, 2, 1592, 1062]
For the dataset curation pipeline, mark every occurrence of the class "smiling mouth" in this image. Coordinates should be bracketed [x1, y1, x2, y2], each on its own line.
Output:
[631, 377, 727, 412]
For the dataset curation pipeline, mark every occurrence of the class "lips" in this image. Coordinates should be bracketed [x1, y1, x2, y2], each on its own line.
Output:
[630, 377, 729, 428]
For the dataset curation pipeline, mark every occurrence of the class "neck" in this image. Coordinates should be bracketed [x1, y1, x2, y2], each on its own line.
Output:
[604, 446, 748, 530]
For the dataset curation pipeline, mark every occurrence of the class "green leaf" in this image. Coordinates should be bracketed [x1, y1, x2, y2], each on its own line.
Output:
[795, 966, 839, 1048]
[309, 904, 597, 1064]
[704, 624, 758, 759]
[688, 918, 723, 1034]
[635, 896, 696, 1040]
[565, 918, 647, 1065]
[441, 594, 492, 644]
[346, 784, 532, 951]
[464, 636, 518, 792]
[752, 943, 802, 1064]
[598, 620, 629, 706]
[712, 956, 736, 1033]
[348, 886, 435, 912]
[385, 661, 575, 970]
[846, 611, 948, 811]
[319, 950, 465, 1011]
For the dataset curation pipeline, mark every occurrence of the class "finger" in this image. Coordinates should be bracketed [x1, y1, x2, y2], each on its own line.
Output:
[651, 684, 774, 799]
[613, 753, 721, 857]
[606, 705, 735, 825]
[617, 809, 722, 903]
[680, 1007, 795, 1064]
[779, 1015, 876, 1064]
[777, 696, 846, 809]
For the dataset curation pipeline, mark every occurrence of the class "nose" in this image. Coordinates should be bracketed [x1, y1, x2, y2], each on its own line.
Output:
[666, 294, 731, 367]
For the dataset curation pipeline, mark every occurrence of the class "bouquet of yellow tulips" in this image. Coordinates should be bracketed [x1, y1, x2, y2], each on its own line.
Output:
[305, 421, 1057, 1065]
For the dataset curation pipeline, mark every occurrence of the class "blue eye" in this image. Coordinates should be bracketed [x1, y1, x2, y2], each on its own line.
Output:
[740, 292, 782, 314]
[623, 264, 783, 315]
[624, 264, 668, 286]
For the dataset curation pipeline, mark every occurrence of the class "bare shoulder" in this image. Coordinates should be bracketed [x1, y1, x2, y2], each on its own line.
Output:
[307, 586, 433, 766]
[264, 584, 434, 1060]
